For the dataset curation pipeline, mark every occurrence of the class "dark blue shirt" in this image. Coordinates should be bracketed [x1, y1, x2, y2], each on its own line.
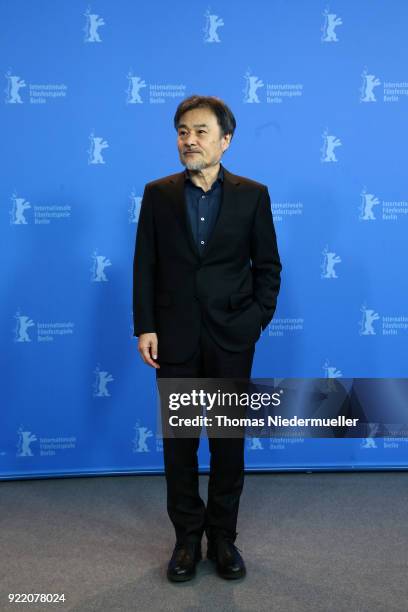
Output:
[184, 163, 224, 255]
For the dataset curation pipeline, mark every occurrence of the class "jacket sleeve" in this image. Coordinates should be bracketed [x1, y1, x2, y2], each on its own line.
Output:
[132, 184, 156, 337]
[250, 185, 282, 330]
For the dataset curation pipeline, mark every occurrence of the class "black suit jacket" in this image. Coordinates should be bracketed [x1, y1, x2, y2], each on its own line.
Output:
[133, 165, 282, 363]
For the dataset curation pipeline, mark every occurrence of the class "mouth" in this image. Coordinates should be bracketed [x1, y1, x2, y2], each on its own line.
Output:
[184, 151, 200, 155]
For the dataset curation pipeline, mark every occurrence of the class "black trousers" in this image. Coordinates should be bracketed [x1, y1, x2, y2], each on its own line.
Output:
[156, 322, 255, 545]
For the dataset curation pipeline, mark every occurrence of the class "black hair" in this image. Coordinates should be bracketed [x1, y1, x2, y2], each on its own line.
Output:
[174, 95, 236, 139]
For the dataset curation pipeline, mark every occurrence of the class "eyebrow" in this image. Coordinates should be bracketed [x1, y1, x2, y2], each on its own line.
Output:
[177, 123, 209, 129]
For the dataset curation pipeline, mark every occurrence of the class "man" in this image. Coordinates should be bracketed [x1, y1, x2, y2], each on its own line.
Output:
[133, 95, 282, 582]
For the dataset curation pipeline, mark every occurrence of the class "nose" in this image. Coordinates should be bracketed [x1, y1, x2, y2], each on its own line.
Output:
[183, 133, 197, 147]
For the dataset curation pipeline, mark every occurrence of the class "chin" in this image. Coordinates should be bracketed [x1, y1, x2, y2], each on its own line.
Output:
[184, 159, 206, 171]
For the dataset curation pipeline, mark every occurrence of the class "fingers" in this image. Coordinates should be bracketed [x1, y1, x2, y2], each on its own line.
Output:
[138, 337, 160, 369]
[140, 345, 159, 368]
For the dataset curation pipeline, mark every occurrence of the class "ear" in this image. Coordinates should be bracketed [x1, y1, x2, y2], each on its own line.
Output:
[222, 133, 232, 151]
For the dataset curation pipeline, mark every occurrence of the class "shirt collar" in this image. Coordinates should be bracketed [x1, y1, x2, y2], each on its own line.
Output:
[184, 163, 224, 185]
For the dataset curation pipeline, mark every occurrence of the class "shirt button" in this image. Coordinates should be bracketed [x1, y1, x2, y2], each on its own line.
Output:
[201, 217, 205, 221]
[200, 240, 205, 245]
[201, 195, 206, 199]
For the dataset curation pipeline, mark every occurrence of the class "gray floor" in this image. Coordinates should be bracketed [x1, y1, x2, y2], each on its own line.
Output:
[1, 472, 407, 612]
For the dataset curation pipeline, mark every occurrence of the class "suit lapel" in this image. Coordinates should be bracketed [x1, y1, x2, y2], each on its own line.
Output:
[168, 165, 241, 260]
[169, 171, 200, 259]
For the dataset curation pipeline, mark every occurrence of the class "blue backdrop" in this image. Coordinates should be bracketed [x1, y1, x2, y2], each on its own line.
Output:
[2, 1, 408, 479]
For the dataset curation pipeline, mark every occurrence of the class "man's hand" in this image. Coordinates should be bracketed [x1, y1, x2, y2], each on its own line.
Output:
[138, 332, 160, 369]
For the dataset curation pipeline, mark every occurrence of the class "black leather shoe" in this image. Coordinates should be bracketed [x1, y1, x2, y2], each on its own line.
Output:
[207, 538, 246, 580]
[167, 540, 202, 582]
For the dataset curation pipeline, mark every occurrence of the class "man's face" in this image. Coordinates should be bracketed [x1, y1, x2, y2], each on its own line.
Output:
[177, 107, 231, 170]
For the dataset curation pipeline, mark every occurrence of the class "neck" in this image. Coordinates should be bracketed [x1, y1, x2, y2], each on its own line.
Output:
[187, 161, 221, 192]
